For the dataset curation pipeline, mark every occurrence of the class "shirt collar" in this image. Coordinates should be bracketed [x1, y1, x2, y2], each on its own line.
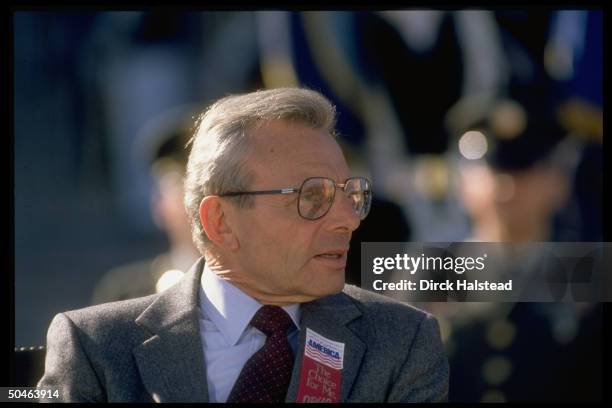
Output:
[200, 263, 301, 346]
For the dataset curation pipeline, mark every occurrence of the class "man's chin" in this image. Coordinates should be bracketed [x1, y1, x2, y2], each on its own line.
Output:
[310, 278, 346, 298]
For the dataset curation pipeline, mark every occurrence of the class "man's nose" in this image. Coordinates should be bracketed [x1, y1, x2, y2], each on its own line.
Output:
[325, 190, 361, 233]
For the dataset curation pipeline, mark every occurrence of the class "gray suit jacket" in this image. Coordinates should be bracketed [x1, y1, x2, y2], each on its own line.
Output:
[38, 258, 449, 402]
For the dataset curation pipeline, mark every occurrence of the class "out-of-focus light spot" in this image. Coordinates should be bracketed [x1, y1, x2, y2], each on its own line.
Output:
[494, 173, 516, 203]
[482, 356, 513, 386]
[481, 389, 507, 403]
[557, 99, 603, 142]
[486, 319, 517, 350]
[489, 100, 527, 140]
[459, 131, 488, 160]
[156, 269, 185, 293]
[413, 155, 449, 200]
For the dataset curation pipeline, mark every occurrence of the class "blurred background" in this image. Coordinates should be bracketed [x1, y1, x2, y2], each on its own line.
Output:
[13, 10, 603, 401]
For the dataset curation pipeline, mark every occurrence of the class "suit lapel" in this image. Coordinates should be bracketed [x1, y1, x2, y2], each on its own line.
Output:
[133, 258, 209, 402]
[285, 291, 366, 402]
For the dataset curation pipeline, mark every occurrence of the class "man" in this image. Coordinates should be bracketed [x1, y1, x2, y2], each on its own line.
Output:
[38, 88, 449, 402]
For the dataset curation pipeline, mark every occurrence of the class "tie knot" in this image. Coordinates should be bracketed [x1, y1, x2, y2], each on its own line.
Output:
[250, 305, 294, 336]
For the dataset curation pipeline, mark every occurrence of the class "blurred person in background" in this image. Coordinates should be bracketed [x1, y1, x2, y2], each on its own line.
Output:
[443, 86, 603, 402]
[38, 88, 449, 402]
[86, 12, 262, 233]
[420, 10, 603, 402]
[456, 98, 572, 244]
[91, 106, 201, 303]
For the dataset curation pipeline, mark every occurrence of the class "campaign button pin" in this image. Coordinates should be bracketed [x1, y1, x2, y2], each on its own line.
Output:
[296, 328, 344, 403]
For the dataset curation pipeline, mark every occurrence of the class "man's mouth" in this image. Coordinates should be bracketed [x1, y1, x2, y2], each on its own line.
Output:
[314, 248, 348, 259]
[313, 249, 349, 269]
[315, 253, 343, 259]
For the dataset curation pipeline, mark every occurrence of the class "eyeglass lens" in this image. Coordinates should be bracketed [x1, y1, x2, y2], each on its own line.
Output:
[298, 178, 371, 220]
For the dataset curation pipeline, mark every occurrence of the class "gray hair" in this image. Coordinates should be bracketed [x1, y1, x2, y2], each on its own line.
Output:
[184, 87, 337, 254]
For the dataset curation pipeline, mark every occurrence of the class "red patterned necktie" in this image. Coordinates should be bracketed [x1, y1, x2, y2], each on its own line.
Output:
[226, 305, 296, 403]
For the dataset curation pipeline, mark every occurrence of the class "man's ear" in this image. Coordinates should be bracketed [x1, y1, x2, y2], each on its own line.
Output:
[199, 196, 239, 251]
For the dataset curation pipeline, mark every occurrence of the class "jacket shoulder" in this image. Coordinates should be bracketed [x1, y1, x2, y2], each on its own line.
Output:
[339, 285, 448, 401]
[342, 284, 430, 323]
[340, 285, 438, 349]
[60, 294, 159, 339]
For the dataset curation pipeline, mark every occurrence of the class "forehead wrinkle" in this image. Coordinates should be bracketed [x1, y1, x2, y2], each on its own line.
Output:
[279, 140, 349, 180]
[248, 120, 349, 184]
[290, 159, 350, 184]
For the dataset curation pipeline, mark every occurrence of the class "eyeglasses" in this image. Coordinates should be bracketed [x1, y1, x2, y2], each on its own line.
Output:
[219, 176, 372, 221]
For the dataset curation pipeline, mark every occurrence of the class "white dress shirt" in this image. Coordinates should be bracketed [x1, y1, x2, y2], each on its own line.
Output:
[198, 265, 301, 403]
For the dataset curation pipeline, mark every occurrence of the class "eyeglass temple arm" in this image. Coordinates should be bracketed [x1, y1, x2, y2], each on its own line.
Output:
[220, 178, 371, 197]
[219, 188, 299, 197]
